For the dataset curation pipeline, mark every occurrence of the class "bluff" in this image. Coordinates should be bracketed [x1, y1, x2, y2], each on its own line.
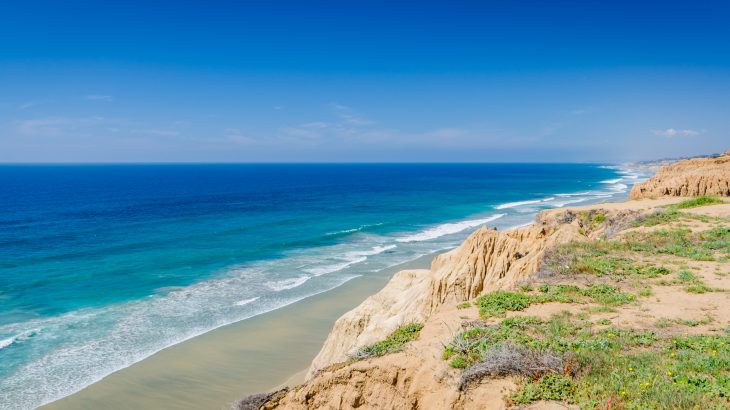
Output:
[629, 151, 730, 199]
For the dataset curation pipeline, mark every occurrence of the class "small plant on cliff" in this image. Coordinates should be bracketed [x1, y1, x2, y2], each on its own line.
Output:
[351, 322, 423, 359]
[577, 210, 608, 231]
[475, 285, 635, 319]
[475, 291, 531, 317]
[456, 302, 471, 309]
[511, 374, 575, 404]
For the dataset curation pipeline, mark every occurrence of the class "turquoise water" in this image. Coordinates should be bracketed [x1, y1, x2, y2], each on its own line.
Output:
[0, 163, 647, 409]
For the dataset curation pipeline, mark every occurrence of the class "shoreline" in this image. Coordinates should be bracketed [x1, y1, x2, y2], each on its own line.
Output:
[32, 164, 651, 410]
[42, 253, 437, 410]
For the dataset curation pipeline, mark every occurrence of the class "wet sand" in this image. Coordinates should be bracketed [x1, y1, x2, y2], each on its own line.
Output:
[43, 254, 436, 410]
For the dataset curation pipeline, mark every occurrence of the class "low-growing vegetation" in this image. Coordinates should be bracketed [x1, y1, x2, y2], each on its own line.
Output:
[351, 322, 423, 359]
[445, 313, 730, 409]
[669, 196, 725, 210]
[623, 228, 730, 261]
[633, 208, 725, 227]
[547, 227, 730, 276]
[474, 285, 635, 318]
[578, 210, 607, 230]
[545, 240, 672, 278]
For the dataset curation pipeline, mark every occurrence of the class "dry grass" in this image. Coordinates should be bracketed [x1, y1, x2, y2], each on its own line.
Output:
[459, 343, 573, 390]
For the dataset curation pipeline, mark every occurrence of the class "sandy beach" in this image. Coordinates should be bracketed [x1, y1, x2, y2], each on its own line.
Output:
[42, 254, 436, 410]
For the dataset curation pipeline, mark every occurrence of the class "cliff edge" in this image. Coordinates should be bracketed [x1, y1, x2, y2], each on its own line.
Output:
[629, 150, 730, 199]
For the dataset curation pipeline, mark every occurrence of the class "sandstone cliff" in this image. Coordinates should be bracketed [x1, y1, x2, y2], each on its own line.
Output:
[237, 151, 730, 409]
[629, 150, 730, 199]
[252, 207, 645, 410]
[305, 211, 599, 377]
[249, 197, 730, 410]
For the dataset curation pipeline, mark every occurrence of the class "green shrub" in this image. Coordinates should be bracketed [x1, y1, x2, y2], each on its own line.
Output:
[450, 357, 468, 369]
[670, 196, 725, 210]
[475, 291, 531, 317]
[512, 374, 574, 404]
[581, 284, 635, 305]
[352, 322, 423, 358]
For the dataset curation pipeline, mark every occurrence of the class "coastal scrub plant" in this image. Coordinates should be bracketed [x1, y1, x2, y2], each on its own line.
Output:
[350, 322, 423, 359]
[474, 284, 635, 319]
[676, 270, 716, 294]
[669, 196, 725, 210]
[624, 227, 730, 261]
[577, 210, 607, 231]
[474, 291, 531, 317]
[445, 313, 730, 409]
[544, 240, 674, 278]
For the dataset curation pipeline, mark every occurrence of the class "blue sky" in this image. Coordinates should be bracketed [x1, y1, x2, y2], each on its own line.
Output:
[1, 0, 729, 162]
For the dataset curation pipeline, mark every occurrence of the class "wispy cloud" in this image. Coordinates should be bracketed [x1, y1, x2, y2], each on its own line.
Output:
[14, 116, 180, 139]
[224, 103, 502, 153]
[85, 95, 114, 102]
[222, 128, 256, 144]
[651, 128, 705, 137]
[18, 101, 45, 110]
[15, 116, 107, 137]
[16, 117, 72, 136]
[330, 103, 373, 126]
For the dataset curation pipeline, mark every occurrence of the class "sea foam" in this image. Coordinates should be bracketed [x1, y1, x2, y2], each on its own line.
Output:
[396, 214, 505, 243]
[234, 297, 260, 306]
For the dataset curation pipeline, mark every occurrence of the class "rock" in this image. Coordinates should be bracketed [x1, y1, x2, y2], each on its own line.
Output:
[630, 152, 730, 199]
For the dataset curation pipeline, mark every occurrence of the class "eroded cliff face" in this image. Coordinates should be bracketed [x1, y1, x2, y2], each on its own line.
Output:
[303, 209, 613, 378]
[254, 204, 657, 410]
[305, 209, 617, 378]
[630, 151, 730, 199]
[259, 207, 633, 410]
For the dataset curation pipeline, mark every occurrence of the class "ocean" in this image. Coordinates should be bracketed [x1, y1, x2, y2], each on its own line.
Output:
[0, 163, 647, 409]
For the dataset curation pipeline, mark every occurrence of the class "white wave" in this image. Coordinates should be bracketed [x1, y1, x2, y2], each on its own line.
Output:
[234, 297, 260, 306]
[555, 191, 591, 197]
[549, 197, 590, 207]
[0, 329, 39, 351]
[495, 199, 542, 209]
[609, 183, 628, 192]
[346, 244, 396, 258]
[496, 197, 556, 209]
[600, 178, 622, 184]
[396, 214, 505, 243]
[265, 276, 310, 291]
[325, 227, 360, 235]
[325, 222, 383, 236]
[0, 336, 15, 350]
[303, 256, 367, 276]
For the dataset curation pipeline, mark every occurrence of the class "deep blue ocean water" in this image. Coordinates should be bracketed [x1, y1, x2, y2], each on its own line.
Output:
[0, 163, 648, 409]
